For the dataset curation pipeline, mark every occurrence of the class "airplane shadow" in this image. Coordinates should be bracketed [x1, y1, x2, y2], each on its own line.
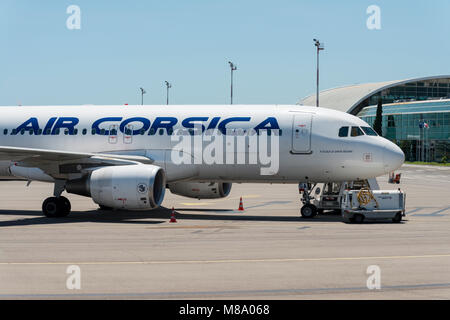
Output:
[0, 206, 345, 227]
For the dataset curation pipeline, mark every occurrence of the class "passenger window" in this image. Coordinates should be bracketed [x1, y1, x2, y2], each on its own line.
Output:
[361, 126, 378, 136]
[350, 126, 364, 137]
[338, 126, 349, 137]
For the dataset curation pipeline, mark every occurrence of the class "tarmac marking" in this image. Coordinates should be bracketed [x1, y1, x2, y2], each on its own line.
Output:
[1, 254, 450, 266]
[2, 282, 450, 298]
[412, 206, 450, 217]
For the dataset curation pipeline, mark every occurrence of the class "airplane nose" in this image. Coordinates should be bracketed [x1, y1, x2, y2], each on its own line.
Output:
[383, 141, 405, 172]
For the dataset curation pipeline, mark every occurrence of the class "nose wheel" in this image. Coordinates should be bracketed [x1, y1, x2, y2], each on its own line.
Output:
[42, 196, 71, 217]
[299, 180, 318, 218]
[301, 203, 318, 218]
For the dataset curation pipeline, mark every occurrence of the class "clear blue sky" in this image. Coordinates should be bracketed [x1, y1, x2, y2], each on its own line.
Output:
[0, 0, 449, 106]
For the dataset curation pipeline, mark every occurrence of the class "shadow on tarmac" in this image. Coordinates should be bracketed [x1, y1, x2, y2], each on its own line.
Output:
[0, 206, 351, 227]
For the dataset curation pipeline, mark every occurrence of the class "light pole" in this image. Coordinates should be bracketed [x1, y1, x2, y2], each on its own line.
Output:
[140, 87, 146, 106]
[165, 81, 172, 105]
[228, 61, 237, 104]
[313, 39, 324, 107]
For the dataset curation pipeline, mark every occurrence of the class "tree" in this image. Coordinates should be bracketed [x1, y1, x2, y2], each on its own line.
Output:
[373, 97, 383, 136]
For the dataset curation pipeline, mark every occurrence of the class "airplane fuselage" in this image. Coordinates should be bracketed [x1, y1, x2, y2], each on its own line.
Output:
[0, 104, 404, 183]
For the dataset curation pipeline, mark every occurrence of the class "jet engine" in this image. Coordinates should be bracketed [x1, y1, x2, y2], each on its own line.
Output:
[168, 182, 232, 199]
[66, 164, 165, 210]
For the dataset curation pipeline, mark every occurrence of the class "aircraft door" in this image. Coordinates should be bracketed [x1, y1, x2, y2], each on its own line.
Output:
[291, 113, 312, 153]
[108, 125, 118, 144]
[124, 124, 133, 144]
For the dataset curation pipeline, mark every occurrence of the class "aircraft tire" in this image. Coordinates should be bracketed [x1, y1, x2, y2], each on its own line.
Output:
[42, 197, 71, 218]
[58, 196, 71, 217]
[301, 204, 317, 218]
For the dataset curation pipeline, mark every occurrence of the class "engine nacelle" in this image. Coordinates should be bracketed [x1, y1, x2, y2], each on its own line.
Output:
[168, 182, 232, 199]
[66, 165, 165, 210]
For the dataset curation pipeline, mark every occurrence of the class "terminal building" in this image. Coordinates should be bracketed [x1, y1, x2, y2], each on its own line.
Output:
[299, 75, 450, 162]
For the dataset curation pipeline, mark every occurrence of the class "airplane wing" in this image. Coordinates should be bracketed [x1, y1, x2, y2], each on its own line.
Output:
[0, 146, 153, 163]
[0, 146, 154, 178]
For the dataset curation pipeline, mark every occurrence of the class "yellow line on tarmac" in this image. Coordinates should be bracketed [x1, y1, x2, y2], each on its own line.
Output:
[1, 254, 449, 266]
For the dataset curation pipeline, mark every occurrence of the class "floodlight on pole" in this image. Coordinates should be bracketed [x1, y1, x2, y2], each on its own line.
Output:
[140, 87, 146, 106]
[228, 61, 237, 104]
[165, 81, 172, 105]
[313, 38, 324, 107]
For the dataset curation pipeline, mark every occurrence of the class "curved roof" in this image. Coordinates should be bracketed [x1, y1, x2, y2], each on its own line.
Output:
[299, 75, 450, 115]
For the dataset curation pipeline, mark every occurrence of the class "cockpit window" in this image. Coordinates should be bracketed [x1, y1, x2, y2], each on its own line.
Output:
[361, 126, 378, 136]
[338, 126, 349, 137]
[350, 126, 364, 137]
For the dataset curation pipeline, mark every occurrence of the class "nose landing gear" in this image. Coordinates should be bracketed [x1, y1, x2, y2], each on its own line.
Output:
[299, 180, 318, 219]
[301, 203, 317, 218]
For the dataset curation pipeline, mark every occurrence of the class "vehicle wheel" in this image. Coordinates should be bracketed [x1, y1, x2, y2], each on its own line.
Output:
[301, 204, 317, 218]
[392, 212, 402, 223]
[353, 214, 365, 224]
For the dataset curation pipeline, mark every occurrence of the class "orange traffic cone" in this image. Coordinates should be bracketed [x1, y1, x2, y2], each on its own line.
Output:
[169, 207, 177, 223]
[238, 197, 245, 211]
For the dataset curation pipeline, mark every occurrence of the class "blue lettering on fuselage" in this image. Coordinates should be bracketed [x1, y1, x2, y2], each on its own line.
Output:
[253, 117, 280, 131]
[12, 117, 40, 135]
[52, 117, 79, 135]
[120, 117, 150, 135]
[12, 116, 280, 136]
[182, 117, 209, 132]
[218, 117, 251, 134]
[149, 117, 178, 135]
[92, 117, 123, 135]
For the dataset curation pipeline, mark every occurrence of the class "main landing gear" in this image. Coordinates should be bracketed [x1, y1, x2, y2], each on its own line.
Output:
[42, 196, 71, 217]
[42, 180, 72, 218]
[299, 180, 318, 219]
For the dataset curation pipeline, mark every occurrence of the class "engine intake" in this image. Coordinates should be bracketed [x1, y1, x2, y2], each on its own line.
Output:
[66, 165, 165, 210]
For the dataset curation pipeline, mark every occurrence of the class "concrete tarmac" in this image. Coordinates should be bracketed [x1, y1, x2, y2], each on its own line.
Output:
[0, 164, 449, 299]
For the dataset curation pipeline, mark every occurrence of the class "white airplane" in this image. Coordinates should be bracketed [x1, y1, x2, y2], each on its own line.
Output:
[0, 105, 404, 218]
